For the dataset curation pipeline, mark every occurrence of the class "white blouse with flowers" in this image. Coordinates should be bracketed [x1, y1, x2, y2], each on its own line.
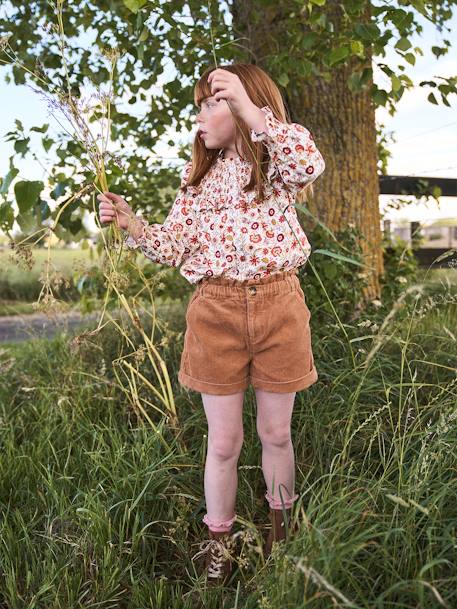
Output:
[123, 105, 326, 284]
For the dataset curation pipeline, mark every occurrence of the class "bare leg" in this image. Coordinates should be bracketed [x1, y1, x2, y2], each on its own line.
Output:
[201, 391, 245, 531]
[255, 389, 299, 509]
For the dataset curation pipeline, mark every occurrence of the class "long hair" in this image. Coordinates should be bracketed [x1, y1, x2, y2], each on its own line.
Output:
[181, 62, 313, 206]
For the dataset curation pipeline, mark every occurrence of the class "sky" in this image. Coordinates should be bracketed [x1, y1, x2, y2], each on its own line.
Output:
[373, 8, 457, 225]
[0, 3, 456, 237]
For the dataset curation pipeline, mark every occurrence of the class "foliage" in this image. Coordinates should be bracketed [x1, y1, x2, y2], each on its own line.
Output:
[379, 234, 421, 304]
[1, 0, 457, 239]
[299, 221, 370, 324]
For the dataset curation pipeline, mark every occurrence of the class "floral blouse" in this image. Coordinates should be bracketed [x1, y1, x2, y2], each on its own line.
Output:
[124, 105, 326, 284]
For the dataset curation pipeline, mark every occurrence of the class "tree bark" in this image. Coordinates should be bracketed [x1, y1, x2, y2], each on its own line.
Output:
[231, 0, 383, 302]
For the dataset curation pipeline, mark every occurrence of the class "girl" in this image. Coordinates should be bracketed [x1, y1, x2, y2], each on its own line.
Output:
[98, 62, 325, 585]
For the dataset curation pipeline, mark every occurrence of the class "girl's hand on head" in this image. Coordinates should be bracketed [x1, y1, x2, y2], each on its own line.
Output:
[207, 68, 256, 121]
[97, 192, 135, 231]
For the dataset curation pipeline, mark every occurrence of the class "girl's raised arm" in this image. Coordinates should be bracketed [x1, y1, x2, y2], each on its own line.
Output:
[123, 161, 199, 267]
[250, 105, 326, 195]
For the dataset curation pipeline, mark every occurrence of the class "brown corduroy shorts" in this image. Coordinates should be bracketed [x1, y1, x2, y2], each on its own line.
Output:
[178, 269, 318, 395]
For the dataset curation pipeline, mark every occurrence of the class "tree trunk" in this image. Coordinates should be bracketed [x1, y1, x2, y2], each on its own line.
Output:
[231, 0, 383, 303]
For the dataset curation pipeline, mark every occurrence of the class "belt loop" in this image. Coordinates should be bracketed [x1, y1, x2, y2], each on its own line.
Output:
[289, 273, 296, 293]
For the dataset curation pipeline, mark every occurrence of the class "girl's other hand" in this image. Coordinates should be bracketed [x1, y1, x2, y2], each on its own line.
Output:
[97, 192, 134, 230]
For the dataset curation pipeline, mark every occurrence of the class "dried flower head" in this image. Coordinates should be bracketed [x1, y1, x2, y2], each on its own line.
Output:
[68, 327, 102, 354]
[133, 345, 147, 365]
[38, 268, 71, 293]
[105, 270, 129, 291]
[104, 151, 126, 171]
[0, 34, 12, 50]
[8, 241, 35, 271]
[100, 46, 122, 64]
[31, 293, 70, 320]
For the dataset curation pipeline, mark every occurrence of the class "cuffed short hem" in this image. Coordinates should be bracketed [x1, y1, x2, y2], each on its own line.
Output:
[250, 365, 318, 393]
[178, 366, 318, 395]
[178, 369, 250, 395]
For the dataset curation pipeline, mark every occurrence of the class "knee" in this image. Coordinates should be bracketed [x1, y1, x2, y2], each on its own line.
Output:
[257, 425, 291, 448]
[208, 433, 243, 461]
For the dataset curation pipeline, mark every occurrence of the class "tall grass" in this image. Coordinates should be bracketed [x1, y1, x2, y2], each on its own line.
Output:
[1, 273, 456, 608]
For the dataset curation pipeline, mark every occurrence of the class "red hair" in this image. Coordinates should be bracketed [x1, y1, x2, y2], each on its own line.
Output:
[181, 62, 313, 206]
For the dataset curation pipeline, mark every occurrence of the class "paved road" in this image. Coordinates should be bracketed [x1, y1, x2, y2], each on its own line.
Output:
[0, 310, 101, 343]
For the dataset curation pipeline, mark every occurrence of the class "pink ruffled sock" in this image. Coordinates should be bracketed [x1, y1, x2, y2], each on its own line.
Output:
[202, 512, 237, 533]
[265, 489, 299, 510]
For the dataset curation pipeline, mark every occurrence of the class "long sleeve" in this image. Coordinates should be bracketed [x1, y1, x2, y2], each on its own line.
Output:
[123, 161, 199, 267]
[250, 105, 326, 195]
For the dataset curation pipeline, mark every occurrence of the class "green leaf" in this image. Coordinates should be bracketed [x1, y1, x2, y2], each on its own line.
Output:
[313, 248, 367, 268]
[379, 63, 394, 77]
[51, 182, 66, 200]
[42, 136, 54, 153]
[327, 46, 350, 66]
[16, 211, 37, 233]
[0, 167, 19, 195]
[389, 8, 409, 29]
[404, 53, 416, 65]
[135, 8, 143, 30]
[38, 199, 51, 221]
[123, 0, 146, 13]
[409, 0, 428, 17]
[30, 123, 49, 134]
[360, 67, 373, 86]
[301, 33, 319, 50]
[373, 89, 388, 106]
[431, 45, 447, 58]
[354, 23, 380, 41]
[14, 180, 44, 214]
[348, 68, 372, 91]
[348, 71, 362, 92]
[139, 26, 149, 42]
[427, 92, 438, 105]
[0, 202, 15, 230]
[391, 75, 402, 92]
[395, 37, 411, 52]
[14, 138, 29, 156]
[278, 73, 289, 87]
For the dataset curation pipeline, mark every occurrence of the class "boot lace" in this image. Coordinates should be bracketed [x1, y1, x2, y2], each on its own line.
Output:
[191, 538, 233, 579]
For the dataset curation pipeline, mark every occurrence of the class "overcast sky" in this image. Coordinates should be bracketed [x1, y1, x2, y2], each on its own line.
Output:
[1, 4, 456, 232]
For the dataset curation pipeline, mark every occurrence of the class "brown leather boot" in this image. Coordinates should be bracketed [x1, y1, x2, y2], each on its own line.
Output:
[263, 507, 299, 559]
[191, 529, 235, 586]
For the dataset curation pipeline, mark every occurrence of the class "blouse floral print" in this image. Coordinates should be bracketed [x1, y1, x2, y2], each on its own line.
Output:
[123, 104, 326, 284]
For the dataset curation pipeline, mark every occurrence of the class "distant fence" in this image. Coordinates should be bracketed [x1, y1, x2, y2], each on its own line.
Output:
[380, 175, 457, 268]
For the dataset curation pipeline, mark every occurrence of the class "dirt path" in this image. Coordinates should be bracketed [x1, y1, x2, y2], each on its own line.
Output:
[0, 310, 101, 343]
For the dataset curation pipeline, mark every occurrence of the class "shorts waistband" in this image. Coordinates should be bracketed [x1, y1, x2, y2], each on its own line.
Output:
[196, 269, 300, 299]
